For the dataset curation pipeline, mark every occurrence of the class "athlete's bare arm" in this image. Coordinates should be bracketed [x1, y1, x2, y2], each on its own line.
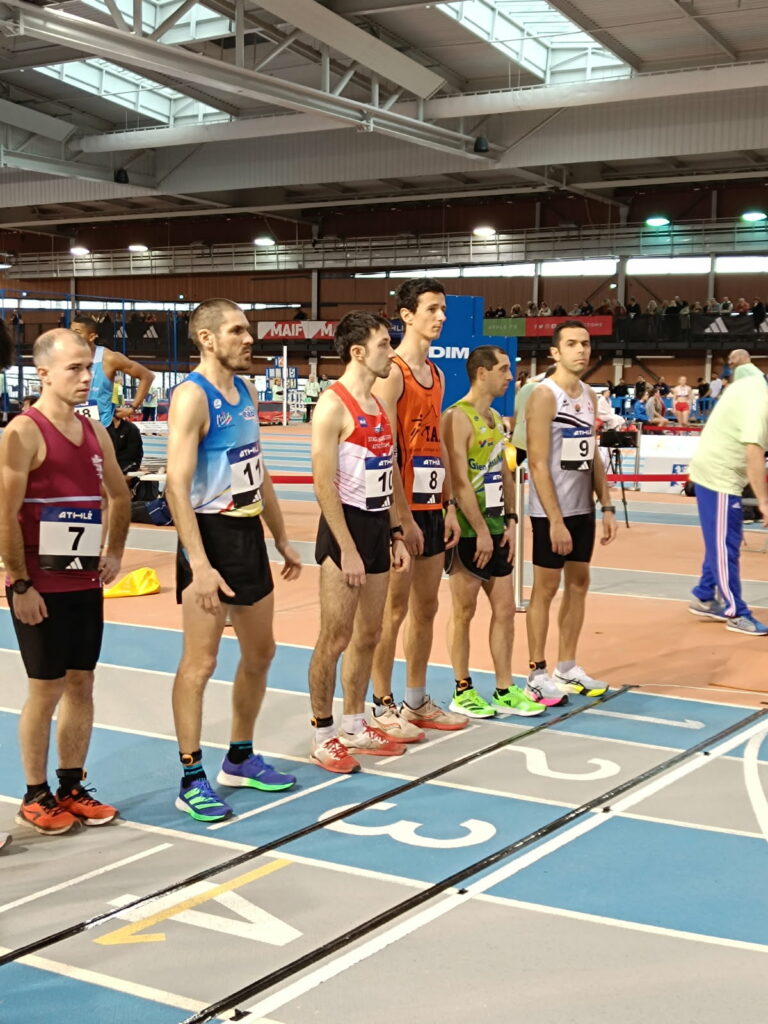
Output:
[0, 418, 47, 623]
[104, 350, 155, 417]
[588, 386, 618, 547]
[436, 366, 460, 549]
[165, 382, 235, 609]
[91, 420, 131, 585]
[526, 385, 572, 556]
[243, 382, 301, 581]
[500, 453, 517, 564]
[311, 389, 366, 587]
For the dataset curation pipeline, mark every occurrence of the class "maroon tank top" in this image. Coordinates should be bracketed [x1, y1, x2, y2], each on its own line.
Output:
[17, 407, 104, 592]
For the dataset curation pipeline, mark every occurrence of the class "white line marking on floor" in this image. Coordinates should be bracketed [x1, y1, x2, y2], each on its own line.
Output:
[474, 894, 768, 954]
[742, 727, 768, 843]
[0, 843, 172, 916]
[586, 708, 705, 729]
[241, 714, 768, 1020]
[375, 724, 481, 766]
[207, 776, 349, 831]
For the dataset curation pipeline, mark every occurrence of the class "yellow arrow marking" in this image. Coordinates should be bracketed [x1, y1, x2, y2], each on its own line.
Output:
[95, 858, 290, 946]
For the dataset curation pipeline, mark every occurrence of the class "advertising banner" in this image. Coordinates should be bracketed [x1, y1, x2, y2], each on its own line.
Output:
[257, 321, 337, 340]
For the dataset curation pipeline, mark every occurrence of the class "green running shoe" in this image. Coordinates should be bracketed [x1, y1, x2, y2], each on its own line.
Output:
[449, 687, 496, 719]
[492, 686, 547, 717]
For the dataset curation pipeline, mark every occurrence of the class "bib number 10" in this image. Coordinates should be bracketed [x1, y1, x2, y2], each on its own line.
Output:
[364, 454, 393, 510]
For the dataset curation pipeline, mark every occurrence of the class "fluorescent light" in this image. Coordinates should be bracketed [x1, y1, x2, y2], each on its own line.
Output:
[0, 260, 12, 270]
[253, 235, 276, 247]
[472, 225, 497, 239]
[645, 216, 670, 227]
[69, 246, 90, 257]
[128, 243, 149, 253]
[741, 210, 767, 223]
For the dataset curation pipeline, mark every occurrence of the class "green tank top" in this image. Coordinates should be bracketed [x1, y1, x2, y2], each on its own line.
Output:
[452, 399, 506, 538]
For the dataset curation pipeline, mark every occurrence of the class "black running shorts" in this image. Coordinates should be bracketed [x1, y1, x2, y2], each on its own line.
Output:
[445, 533, 513, 582]
[412, 508, 446, 558]
[315, 505, 391, 575]
[530, 512, 596, 569]
[176, 512, 274, 606]
[7, 587, 103, 680]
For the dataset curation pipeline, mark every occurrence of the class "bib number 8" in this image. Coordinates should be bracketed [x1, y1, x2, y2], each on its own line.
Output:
[411, 456, 445, 505]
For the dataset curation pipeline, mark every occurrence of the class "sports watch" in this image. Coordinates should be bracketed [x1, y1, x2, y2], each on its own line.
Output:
[11, 579, 34, 594]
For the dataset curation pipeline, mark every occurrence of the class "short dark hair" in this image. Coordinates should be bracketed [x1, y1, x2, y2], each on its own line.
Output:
[189, 299, 242, 349]
[467, 345, 506, 382]
[334, 311, 390, 364]
[73, 316, 99, 337]
[552, 319, 589, 348]
[396, 278, 446, 315]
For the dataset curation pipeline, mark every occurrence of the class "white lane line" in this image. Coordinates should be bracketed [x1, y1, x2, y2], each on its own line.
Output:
[743, 727, 768, 843]
[207, 776, 349, 831]
[375, 724, 481, 766]
[242, 715, 768, 1021]
[475, 894, 768, 954]
[0, 843, 172, 915]
[0, 945, 224, 1018]
[585, 708, 705, 729]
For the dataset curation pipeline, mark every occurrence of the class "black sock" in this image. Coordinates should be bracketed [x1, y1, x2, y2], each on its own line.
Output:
[180, 750, 205, 787]
[495, 687, 510, 697]
[56, 767, 83, 799]
[454, 677, 473, 695]
[24, 783, 50, 804]
[227, 741, 253, 765]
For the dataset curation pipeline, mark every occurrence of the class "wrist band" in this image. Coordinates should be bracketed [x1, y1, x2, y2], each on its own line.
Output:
[504, 512, 519, 523]
[389, 525, 403, 537]
[442, 498, 457, 509]
[601, 505, 616, 513]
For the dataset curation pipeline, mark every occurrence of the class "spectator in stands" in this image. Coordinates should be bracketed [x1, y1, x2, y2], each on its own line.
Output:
[595, 299, 611, 314]
[696, 378, 710, 399]
[752, 298, 766, 327]
[551, 303, 566, 316]
[720, 296, 733, 312]
[705, 297, 720, 313]
[646, 299, 659, 315]
[634, 376, 648, 400]
[626, 297, 641, 317]
[538, 302, 551, 316]
[526, 301, 538, 316]
[692, 301, 703, 313]
[579, 300, 593, 315]
[304, 373, 321, 423]
[708, 376, 724, 400]
[613, 378, 629, 398]
[672, 375, 693, 426]
[568, 302, 581, 315]
[644, 386, 668, 426]
[510, 304, 522, 316]
[319, 373, 330, 391]
[735, 297, 750, 313]
[657, 376, 670, 396]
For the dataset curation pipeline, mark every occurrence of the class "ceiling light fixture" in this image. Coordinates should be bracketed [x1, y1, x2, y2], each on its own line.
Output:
[70, 245, 90, 257]
[472, 225, 497, 239]
[128, 243, 149, 253]
[741, 210, 767, 223]
[253, 234, 276, 247]
[645, 216, 670, 227]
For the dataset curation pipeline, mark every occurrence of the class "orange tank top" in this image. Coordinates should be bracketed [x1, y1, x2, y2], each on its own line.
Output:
[393, 354, 445, 511]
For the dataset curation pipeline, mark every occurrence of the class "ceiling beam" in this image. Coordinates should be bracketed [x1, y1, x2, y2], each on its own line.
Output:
[543, 0, 643, 70]
[667, 0, 737, 61]
[0, 95, 75, 140]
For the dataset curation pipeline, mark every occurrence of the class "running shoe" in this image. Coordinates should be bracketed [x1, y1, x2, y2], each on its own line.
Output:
[175, 778, 233, 822]
[16, 792, 78, 835]
[524, 674, 568, 707]
[57, 783, 118, 826]
[217, 754, 296, 791]
[492, 687, 547, 717]
[725, 614, 768, 636]
[688, 595, 728, 621]
[401, 695, 468, 731]
[0, 832, 12, 851]
[553, 665, 609, 697]
[449, 687, 496, 719]
[338, 723, 406, 757]
[311, 737, 361, 774]
[373, 702, 426, 743]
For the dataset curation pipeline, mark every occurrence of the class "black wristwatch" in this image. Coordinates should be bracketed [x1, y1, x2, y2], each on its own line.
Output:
[442, 498, 458, 509]
[11, 579, 34, 595]
[389, 525, 404, 539]
[504, 512, 519, 524]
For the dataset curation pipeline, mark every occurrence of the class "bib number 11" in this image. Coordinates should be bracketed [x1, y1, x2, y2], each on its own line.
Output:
[228, 442, 263, 509]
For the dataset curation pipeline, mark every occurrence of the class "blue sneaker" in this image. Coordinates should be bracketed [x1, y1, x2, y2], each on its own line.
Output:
[175, 778, 233, 822]
[217, 754, 296, 791]
[725, 614, 768, 636]
[689, 595, 728, 621]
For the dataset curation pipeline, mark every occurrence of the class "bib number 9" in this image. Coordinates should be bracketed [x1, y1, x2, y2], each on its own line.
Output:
[560, 427, 595, 471]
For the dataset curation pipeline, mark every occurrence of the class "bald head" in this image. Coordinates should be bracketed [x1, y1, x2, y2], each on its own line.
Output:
[33, 328, 90, 367]
[728, 348, 751, 369]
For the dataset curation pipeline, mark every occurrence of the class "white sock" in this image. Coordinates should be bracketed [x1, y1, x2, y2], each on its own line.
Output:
[314, 724, 336, 745]
[557, 661, 576, 675]
[341, 713, 365, 735]
[405, 687, 426, 709]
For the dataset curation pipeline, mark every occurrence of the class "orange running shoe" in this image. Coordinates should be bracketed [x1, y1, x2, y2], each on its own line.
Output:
[338, 723, 406, 757]
[57, 784, 118, 826]
[401, 695, 468, 731]
[16, 792, 78, 835]
[311, 737, 361, 774]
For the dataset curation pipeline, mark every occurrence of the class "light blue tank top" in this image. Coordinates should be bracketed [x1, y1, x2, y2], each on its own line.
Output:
[88, 346, 115, 426]
[187, 372, 263, 516]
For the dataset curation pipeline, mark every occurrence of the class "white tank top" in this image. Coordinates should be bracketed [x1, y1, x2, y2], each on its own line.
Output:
[528, 378, 596, 519]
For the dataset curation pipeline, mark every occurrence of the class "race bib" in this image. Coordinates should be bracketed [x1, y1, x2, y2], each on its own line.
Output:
[561, 427, 595, 471]
[75, 401, 100, 420]
[39, 507, 101, 570]
[364, 453, 393, 510]
[412, 455, 445, 505]
[228, 441, 263, 509]
[483, 471, 503, 517]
